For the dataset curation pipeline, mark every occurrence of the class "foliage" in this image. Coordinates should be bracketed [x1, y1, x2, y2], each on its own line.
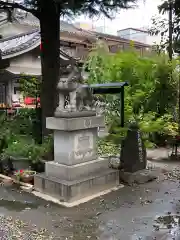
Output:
[149, 16, 169, 54]
[0, 0, 140, 137]
[19, 74, 41, 100]
[1, 135, 53, 164]
[0, 109, 45, 163]
[0, 109, 36, 138]
[149, 0, 180, 55]
[14, 169, 36, 181]
[0, 0, 138, 19]
[85, 47, 179, 148]
[98, 138, 119, 156]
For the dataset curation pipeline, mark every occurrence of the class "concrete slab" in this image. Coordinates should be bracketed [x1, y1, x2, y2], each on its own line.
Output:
[119, 168, 160, 185]
[46, 116, 105, 131]
[34, 169, 120, 203]
[32, 185, 124, 208]
[45, 157, 109, 181]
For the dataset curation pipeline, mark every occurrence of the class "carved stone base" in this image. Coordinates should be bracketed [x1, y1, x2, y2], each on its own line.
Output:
[34, 169, 119, 203]
[54, 110, 96, 118]
[34, 115, 121, 205]
[45, 157, 109, 181]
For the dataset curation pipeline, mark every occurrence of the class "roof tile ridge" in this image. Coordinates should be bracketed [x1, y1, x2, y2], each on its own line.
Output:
[0, 29, 40, 43]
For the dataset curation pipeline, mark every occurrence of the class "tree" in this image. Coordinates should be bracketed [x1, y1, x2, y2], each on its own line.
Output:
[151, 0, 180, 141]
[0, 0, 138, 136]
[151, 0, 180, 55]
[86, 45, 179, 148]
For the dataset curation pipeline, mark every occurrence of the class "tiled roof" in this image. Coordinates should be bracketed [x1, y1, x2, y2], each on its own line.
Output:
[90, 31, 150, 47]
[0, 30, 41, 59]
[0, 30, 76, 62]
[0, 30, 78, 63]
[15, 12, 39, 28]
[60, 47, 76, 61]
[118, 27, 148, 34]
[60, 21, 79, 33]
[1, 10, 150, 47]
[0, 11, 85, 62]
[0, 10, 150, 63]
[60, 20, 96, 40]
[0, 12, 8, 26]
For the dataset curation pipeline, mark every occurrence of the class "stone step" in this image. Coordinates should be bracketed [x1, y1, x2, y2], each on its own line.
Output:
[45, 158, 109, 181]
[34, 169, 119, 203]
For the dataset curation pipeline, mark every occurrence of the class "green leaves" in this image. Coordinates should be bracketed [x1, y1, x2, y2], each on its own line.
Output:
[2, 135, 53, 163]
[59, 0, 138, 18]
[86, 46, 179, 148]
[9, 0, 138, 19]
[19, 74, 41, 99]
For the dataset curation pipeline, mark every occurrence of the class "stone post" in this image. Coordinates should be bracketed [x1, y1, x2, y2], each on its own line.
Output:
[120, 123, 147, 173]
[34, 115, 119, 203]
[118, 123, 158, 185]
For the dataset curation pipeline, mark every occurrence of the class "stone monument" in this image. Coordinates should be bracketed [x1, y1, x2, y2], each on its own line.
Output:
[34, 61, 119, 204]
[119, 122, 158, 185]
[120, 122, 147, 173]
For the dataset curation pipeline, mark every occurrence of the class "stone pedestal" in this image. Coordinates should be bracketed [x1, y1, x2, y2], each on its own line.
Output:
[34, 115, 119, 203]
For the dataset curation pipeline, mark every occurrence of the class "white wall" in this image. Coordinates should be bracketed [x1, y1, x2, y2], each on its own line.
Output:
[6, 78, 23, 105]
[7, 53, 41, 75]
[129, 29, 148, 43]
[117, 29, 131, 39]
[117, 28, 161, 45]
[117, 28, 149, 44]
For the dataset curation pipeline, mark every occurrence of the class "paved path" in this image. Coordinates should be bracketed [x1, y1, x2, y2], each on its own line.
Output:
[0, 148, 180, 239]
[0, 171, 180, 239]
[147, 147, 180, 171]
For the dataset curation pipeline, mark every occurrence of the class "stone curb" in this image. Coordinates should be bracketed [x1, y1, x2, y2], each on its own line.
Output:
[0, 173, 34, 191]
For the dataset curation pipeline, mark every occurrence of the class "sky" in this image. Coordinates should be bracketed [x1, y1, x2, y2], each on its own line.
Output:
[75, 0, 165, 35]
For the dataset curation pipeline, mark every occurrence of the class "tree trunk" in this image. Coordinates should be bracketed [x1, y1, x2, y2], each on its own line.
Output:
[39, 1, 60, 136]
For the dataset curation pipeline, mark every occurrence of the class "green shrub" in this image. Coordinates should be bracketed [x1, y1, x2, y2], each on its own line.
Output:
[1, 135, 53, 164]
[98, 138, 119, 156]
[85, 48, 179, 149]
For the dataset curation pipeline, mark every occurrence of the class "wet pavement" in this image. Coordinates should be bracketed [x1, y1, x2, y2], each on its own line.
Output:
[1, 159, 180, 239]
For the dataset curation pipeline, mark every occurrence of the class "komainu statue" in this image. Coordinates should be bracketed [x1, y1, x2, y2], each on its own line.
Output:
[54, 59, 96, 118]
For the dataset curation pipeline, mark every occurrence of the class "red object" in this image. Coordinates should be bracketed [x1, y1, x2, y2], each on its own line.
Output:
[24, 97, 40, 105]
[12, 102, 21, 107]
[20, 170, 24, 174]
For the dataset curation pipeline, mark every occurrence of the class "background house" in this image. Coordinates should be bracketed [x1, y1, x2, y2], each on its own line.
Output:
[0, 10, 151, 108]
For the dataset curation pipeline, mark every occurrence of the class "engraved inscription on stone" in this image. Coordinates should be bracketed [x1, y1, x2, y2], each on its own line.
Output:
[137, 131, 143, 163]
[78, 136, 90, 151]
[84, 119, 91, 128]
[74, 131, 93, 159]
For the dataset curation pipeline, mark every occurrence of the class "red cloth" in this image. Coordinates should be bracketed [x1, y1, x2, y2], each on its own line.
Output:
[24, 97, 40, 105]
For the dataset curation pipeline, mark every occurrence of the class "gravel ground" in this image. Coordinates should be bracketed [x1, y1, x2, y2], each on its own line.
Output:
[0, 148, 180, 239]
[0, 216, 54, 239]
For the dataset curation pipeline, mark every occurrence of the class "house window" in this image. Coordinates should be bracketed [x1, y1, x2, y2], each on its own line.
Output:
[14, 87, 21, 95]
[60, 40, 69, 46]
[109, 45, 118, 53]
[109, 44, 123, 53]
[0, 84, 6, 104]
